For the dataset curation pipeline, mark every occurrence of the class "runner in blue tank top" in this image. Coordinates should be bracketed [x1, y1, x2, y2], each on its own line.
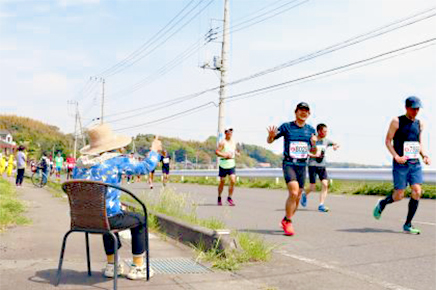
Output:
[267, 102, 317, 236]
[373, 96, 431, 234]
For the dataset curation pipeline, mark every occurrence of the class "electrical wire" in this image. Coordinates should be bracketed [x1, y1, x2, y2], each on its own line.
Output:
[97, 7, 435, 121]
[102, 0, 215, 78]
[111, 37, 435, 131]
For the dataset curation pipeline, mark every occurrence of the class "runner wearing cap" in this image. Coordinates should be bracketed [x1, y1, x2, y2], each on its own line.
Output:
[215, 127, 240, 206]
[267, 102, 317, 236]
[301, 123, 339, 212]
[373, 96, 431, 234]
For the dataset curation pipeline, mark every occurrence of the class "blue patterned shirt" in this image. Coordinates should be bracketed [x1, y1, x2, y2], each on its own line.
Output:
[72, 151, 160, 217]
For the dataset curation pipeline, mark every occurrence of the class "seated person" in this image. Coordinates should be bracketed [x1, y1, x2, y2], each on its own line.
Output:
[73, 123, 161, 280]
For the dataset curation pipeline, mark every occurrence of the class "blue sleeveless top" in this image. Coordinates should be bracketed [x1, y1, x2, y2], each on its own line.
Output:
[393, 115, 420, 162]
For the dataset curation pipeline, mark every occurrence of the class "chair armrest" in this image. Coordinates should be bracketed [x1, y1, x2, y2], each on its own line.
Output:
[106, 184, 148, 218]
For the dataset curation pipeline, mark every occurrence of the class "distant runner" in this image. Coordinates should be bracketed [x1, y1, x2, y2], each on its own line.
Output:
[160, 150, 171, 186]
[302, 123, 339, 212]
[54, 152, 64, 182]
[267, 102, 317, 236]
[66, 154, 76, 180]
[373, 96, 431, 234]
[215, 127, 239, 206]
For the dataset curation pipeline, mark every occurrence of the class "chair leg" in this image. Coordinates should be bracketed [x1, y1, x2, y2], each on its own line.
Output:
[145, 227, 150, 281]
[85, 232, 91, 276]
[110, 232, 118, 290]
[55, 230, 73, 286]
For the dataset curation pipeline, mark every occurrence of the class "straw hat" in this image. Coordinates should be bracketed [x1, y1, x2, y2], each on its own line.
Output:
[80, 123, 132, 155]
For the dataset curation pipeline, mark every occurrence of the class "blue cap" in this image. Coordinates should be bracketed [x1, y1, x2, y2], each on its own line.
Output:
[405, 96, 422, 109]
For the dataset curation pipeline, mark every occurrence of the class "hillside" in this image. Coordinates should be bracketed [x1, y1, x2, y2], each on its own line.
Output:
[0, 115, 281, 167]
[0, 115, 74, 160]
[0, 115, 385, 168]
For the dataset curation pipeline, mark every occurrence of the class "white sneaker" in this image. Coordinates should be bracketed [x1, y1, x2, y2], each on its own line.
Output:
[127, 264, 154, 280]
[104, 263, 124, 278]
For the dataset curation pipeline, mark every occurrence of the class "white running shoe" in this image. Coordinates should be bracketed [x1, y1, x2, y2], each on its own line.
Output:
[103, 263, 124, 278]
[127, 264, 154, 280]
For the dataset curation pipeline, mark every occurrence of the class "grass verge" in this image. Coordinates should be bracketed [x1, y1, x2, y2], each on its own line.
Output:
[172, 176, 436, 199]
[0, 177, 31, 232]
[131, 187, 274, 270]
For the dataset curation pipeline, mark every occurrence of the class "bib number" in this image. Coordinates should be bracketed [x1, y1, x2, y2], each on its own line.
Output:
[289, 142, 309, 159]
[404, 142, 420, 159]
[163, 158, 170, 164]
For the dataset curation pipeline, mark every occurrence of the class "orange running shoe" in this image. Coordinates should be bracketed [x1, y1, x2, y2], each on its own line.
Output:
[281, 219, 294, 236]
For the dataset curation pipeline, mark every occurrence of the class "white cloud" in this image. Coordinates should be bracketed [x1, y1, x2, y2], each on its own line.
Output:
[32, 73, 68, 96]
[56, 0, 100, 7]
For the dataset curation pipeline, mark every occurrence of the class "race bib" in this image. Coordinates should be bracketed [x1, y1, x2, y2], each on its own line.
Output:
[289, 142, 309, 159]
[163, 157, 170, 164]
[404, 141, 420, 159]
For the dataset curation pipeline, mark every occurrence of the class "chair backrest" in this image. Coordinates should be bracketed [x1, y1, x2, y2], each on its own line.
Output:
[62, 180, 111, 231]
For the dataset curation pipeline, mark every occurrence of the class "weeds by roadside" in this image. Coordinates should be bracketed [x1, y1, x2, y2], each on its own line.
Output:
[135, 187, 274, 271]
[0, 177, 31, 232]
[172, 176, 436, 198]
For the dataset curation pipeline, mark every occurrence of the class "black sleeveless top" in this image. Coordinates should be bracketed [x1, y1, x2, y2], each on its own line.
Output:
[393, 115, 420, 161]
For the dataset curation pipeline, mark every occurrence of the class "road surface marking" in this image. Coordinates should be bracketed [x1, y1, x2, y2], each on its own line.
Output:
[276, 250, 414, 290]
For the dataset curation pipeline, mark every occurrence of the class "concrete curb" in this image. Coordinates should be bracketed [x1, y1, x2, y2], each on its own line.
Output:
[122, 201, 238, 252]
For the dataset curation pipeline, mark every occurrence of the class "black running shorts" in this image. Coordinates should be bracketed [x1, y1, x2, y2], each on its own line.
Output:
[219, 166, 236, 177]
[282, 163, 306, 188]
[308, 166, 328, 184]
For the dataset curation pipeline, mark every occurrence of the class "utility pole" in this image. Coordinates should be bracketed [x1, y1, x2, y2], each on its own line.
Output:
[101, 78, 105, 124]
[68, 100, 79, 159]
[217, 0, 230, 144]
[77, 109, 86, 149]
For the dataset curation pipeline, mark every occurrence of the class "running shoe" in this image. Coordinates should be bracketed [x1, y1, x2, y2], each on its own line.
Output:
[300, 191, 307, 207]
[403, 224, 421, 235]
[227, 197, 235, 206]
[318, 204, 329, 212]
[281, 219, 294, 236]
[373, 199, 383, 220]
[217, 197, 222, 206]
[104, 263, 124, 278]
[126, 264, 154, 280]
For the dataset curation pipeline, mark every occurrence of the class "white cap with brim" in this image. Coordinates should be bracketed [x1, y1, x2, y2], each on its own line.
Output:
[80, 123, 132, 155]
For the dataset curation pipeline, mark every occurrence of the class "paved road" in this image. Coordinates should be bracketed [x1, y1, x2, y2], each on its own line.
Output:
[127, 182, 436, 290]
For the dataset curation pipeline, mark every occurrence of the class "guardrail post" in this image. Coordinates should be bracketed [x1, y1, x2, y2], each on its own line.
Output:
[181, 176, 184, 182]
[275, 177, 279, 185]
[236, 176, 240, 183]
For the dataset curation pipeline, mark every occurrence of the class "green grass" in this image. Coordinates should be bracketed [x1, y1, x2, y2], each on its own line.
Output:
[129, 187, 274, 271]
[195, 232, 274, 271]
[0, 177, 31, 232]
[138, 187, 227, 231]
[172, 176, 436, 199]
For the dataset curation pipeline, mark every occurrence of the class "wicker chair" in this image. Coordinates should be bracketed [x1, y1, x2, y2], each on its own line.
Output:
[55, 180, 150, 289]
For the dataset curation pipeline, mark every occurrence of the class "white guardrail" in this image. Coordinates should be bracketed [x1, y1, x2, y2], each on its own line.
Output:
[167, 168, 436, 183]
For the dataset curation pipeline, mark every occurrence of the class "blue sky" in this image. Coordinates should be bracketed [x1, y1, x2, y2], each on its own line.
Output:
[1, 0, 435, 167]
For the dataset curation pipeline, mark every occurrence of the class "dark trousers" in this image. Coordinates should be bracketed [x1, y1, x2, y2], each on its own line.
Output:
[103, 211, 146, 255]
[16, 168, 25, 185]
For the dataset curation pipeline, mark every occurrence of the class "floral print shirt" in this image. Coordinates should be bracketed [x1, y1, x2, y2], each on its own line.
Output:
[72, 151, 159, 217]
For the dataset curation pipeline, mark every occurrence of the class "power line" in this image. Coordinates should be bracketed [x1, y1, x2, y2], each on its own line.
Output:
[101, 0, 215, 78]
[97, 7, 435, 121]
[97, 0, 198, 77]
[114, 101, 217, 131]
[103, 0, 307, 105]
[111, 37, 435, 132]
[225, 37, 436, 101]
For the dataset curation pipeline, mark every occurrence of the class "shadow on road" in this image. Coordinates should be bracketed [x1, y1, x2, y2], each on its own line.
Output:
[337, 227, 400, 234]
[238, 229, 285, 236]
[196, 203, 221, 207]
[30, 268, 109, 288]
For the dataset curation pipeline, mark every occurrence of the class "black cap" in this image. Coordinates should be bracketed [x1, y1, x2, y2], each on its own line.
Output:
[405, 96, 422, 109]
[296, 102, 310, 111]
